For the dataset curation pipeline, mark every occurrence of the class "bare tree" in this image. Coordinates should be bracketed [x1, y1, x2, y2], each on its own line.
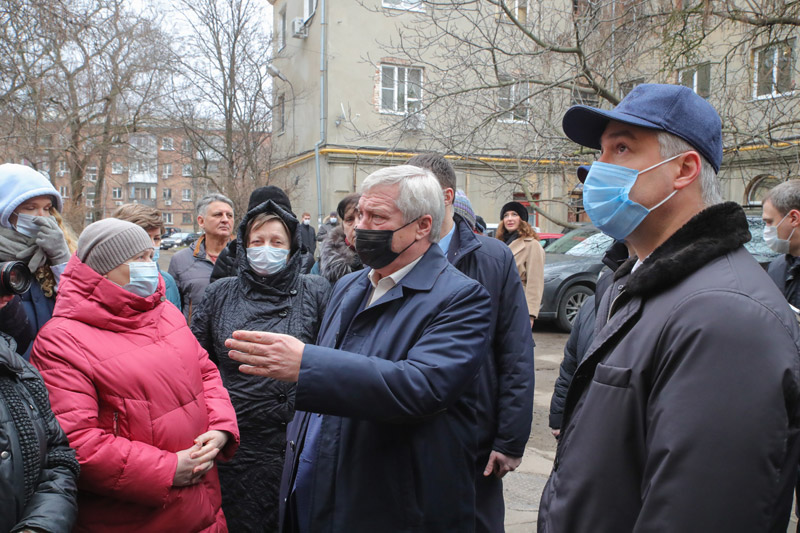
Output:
[171, 0, 276, 217]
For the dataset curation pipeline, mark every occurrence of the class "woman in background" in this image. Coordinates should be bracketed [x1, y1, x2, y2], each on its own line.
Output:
[313, 193, 363, 285]
[496, 201, 545, 326]
[0, 164, 75, 356]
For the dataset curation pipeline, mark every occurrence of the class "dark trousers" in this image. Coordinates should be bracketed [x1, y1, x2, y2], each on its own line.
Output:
[475, 460, 505, 533]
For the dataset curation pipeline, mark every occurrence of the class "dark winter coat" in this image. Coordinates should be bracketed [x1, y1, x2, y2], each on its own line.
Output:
[0, 329, 79, 533]
[446, 216, 534, 532]
[539, 202, 800, 532]
[768, 254, 800, 309]
[318, 226, 362, 284]
[192, 199, 330, 533]
[297, 223, 316, 256]
[280, 244, 492, 532]
[0, 295, 34, 356]
[549, 241, 628, 430]
[168, 235, 215, 324]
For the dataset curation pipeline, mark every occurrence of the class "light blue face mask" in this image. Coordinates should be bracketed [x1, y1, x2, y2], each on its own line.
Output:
[582, 153, 684, 240]
[14, 213, 47, 238]
[248, 245, 289, 276]
[152, 247, 160, 264]
[123, 261, 159, 297]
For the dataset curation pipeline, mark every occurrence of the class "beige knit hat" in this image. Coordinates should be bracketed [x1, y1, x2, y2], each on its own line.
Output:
[77, 218, 154, 274]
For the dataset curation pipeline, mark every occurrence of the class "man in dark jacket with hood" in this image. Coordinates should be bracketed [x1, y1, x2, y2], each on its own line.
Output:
[539, 84, 800, 532]
[407, 153, 534, 532]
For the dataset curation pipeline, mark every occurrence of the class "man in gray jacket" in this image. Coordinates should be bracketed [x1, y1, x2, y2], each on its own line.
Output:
[539, 84, 800, 532]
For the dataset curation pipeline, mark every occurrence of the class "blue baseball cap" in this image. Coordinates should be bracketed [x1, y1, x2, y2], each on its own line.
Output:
[562, 84, 722, 173]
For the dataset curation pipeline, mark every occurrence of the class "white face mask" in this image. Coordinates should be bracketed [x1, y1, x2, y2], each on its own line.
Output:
[330, 217, 337, 224]
[764, 212, 795, 254]
[14, 213, 47, 238]
[302, 219, 310, 225]
[248, 245, 289, 276]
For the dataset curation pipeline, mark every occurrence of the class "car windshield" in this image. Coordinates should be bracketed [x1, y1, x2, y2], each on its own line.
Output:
[545, 227, 599, 253]
[565, 232, 615, 257]
[745, 218, 779, 259]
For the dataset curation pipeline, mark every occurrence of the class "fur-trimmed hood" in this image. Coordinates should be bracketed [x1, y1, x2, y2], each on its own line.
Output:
[615, 201, 751, 297]
[319, 226, 362, 284]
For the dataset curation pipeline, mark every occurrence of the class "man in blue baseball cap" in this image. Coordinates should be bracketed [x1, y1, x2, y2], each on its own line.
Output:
[539, 84, 800, 532]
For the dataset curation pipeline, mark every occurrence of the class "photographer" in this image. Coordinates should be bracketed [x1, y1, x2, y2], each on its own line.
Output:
[0, 264, 79, 533]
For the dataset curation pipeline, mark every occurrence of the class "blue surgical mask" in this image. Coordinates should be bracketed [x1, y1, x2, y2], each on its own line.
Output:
[582, 153, 683, 240]
[14, 213, 46, 238]
[152, 247, 160, 263]
[248, 245, 289, 276]
[123, 261, 159, 297]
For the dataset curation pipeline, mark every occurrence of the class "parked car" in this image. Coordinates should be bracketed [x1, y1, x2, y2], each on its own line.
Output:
[538, 233, 565, 249]
[538, 216, 777, 332]
[544, 225, 599, 254]
[160, 232, 192, 250]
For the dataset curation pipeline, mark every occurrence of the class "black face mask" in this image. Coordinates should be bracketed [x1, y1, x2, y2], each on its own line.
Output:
[354, 218, 419, 269]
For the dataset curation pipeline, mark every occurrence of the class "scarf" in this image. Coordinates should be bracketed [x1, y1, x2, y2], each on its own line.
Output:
[503, 230, 519, 245]
[0, 225, 48, 272]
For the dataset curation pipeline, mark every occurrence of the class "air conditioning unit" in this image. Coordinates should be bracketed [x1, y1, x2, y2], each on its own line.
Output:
[405, 113, 425, 131]
[165, 200, 172, 206]
[115, 201, 123, 206]
[291, 18, 308, 39]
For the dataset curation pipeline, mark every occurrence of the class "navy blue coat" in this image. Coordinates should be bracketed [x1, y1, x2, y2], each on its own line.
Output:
[282, 244, 492, 532]
[446, 216, 534, 458]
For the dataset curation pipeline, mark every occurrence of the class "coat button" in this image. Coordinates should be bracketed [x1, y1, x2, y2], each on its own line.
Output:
[279, 311, 287, 317]
[1, 450, 9, 459]
[278, 394, 287, 402]
[290, 440, 296, 451]
[290, 289, 297, 296]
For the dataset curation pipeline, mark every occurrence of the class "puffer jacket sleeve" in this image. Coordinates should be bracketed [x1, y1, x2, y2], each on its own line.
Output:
[524, 239, 545, 318]
[490, 250, 535, 457]
[13, 362, 79, 533]
[194, 338, 239, 461]
[549, 297, 594, 430]
[30, 329, 178, 508]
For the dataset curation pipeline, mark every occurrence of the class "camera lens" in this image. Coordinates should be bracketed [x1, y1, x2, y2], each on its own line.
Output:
[0, 261, 32, 296]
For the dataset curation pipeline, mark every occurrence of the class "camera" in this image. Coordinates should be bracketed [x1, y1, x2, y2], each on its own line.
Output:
[0, 261, 33, 297]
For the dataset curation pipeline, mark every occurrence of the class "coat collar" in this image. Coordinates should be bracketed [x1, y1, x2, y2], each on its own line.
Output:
[615, 202, 751, 298]
[448, 215, 481, 265]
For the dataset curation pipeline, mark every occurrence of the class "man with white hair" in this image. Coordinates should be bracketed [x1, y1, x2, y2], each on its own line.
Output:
[539, 84, 800, 531]
[225, 165, 492, 532]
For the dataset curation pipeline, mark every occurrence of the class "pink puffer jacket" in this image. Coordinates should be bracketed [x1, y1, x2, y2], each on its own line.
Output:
[31, 255, 240, 532]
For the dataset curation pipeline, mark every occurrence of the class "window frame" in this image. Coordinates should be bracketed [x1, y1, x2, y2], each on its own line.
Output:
[182, 189, 192, 201]
[678, 63, 711, 98]
[382, 0, 425, 12]
[162, 163, 173, 179]
[277, 7, 286, 52]
[753, 39, 796, 100]
[111, 187, 123, 200]
[161, 137, 174, 151]
[111, 162, 124, 175]
[497, 78, 532, 123]
[182, 164, 192, 177]
[379, 64, 424, 115]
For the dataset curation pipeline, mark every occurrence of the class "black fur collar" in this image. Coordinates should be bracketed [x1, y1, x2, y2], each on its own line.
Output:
[614, 202, 751, 297]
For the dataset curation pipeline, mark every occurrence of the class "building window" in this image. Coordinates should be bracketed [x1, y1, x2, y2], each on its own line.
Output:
[755, 40, 795, 98]
[182, 212, 192, 224]
[112, 187, 123, 199]
[162, 163, 172, 179]
[619, 78, 644, 97]
[163, 188, 172, 200]
[58, 160, 67, 175]
[498, 78, 531, 122]
[161, 137, 174, 151]
[497, 0, 527, 23]
[182, 139, 192, 153]
[85, 198, 95, 208]
[746, 175, 782, 205]
[182, 164, 192, 177]
[112, 162, 124, 174]
[382, 0, 424, 11]
[571, 88, 599, 107]
[59, 185, 69, 198]
[182, 189, 192, 201]
[679, 63, 711, 98]
[85, 165, 97, 182]
[277, 7, 286, 51]
[275, 94, 285, 134]
[304, 0, 316, 20]
[380, 65, 423, 114]
[162, 212, 173, 225]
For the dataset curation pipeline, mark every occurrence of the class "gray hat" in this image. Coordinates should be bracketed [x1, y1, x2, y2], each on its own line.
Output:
[78, 218, 154, 274]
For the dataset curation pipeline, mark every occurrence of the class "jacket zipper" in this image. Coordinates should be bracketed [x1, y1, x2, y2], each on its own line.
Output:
[113, 412, 119, 437]
[608, 286, 626, 321]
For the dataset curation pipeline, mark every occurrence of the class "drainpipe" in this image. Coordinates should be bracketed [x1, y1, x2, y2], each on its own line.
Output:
[313, 0, 327, 226]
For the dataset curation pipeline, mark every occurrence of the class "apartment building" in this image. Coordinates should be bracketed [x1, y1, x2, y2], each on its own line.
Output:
[268, 0, 799, 229]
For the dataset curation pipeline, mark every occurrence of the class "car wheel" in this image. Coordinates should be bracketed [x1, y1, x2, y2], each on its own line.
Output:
[556, 285, 594, 332]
